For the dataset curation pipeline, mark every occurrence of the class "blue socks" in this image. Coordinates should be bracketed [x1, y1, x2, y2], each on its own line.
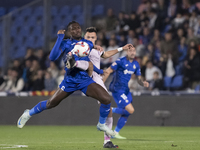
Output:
[115, 115, 129, 132]
[112, 107, 131, 132]
[99, 103, 111, 124]
[112, 107, 130, 116]
[29, 100, 48, 116]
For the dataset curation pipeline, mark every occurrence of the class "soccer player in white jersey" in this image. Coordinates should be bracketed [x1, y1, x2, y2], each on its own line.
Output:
[83, 27, 132, 148]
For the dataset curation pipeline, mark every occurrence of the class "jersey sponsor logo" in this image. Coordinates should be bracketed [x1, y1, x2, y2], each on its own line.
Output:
[61, 86, 65, 91]
[71, 43, 76, 45]
[124, 69, 134, 75]
[112, 62, 117, 66]
[106, 109, 110, 112]
[121, 93, 127, 100]
[133, 65, 136, 69]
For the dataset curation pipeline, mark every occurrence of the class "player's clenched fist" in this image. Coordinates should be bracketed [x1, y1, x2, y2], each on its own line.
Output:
[57, 30, 65, 35]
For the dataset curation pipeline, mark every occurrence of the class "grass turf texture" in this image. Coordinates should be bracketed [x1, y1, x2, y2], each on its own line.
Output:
[0, 126, 200, 150]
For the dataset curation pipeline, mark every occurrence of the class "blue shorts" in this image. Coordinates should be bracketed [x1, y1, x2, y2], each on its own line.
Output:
[112, 91, 132, 109]
[59, 77, 95, 94]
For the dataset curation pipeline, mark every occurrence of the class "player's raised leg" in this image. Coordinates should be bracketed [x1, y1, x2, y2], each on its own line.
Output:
[17, 88, 71, 128]
[85, 83, 115, 136]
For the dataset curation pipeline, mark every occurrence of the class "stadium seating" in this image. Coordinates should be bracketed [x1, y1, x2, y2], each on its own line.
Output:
[195, 84, 200, 92]
[32, 6, 43, 17]
[170, 75, 183, 89]
[26, 16, 37, 27]
[8, 6, 18, 13]
[75, 16, 84, 25]
[51, 6, 58, 17]
[59, 5, 70, 16]
[71, 5, 82, 16]
[0, 7, 6, 17]
[61, 15, 73, 26]
[13, 46, 27, 59]
[34, 36, 44, 48]
[0, 4, 86, 58]
[32, 26, 43, 37]
[92, 5, 104, 16]
[20, 7, 32, 17]
[164, 76, 172, 89]
[10, 26, 18, 37]
[13, 17, 25, 28]
[24, 36, 35, 48]
[19, 26, 31, 37]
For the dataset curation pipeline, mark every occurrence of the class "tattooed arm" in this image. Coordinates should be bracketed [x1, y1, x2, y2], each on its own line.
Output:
[136, 76, 149, 87]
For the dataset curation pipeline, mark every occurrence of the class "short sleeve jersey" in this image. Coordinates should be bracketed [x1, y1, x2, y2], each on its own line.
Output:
[109, 56, 141, 93]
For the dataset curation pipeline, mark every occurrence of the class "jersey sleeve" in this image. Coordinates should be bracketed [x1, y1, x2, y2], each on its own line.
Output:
[135, 62, 141, 76]
[60, 39, 71, 53]
[110, 59, 121, 71]
[59, 40, 66, 51]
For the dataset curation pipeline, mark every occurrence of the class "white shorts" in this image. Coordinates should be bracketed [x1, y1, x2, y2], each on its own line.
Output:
[92, 72, 108, 104]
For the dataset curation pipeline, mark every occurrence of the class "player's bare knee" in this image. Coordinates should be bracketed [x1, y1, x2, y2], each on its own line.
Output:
[129, 108, 135, 114]
[101, 95, 111, 105]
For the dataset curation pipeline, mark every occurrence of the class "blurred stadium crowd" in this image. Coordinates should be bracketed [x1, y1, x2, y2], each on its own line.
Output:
[0, 0, 200, 93]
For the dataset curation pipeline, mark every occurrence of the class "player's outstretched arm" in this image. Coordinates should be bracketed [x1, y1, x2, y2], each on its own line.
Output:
[102, 67, 114, 83]
[136, 76, 149, 87]
[102, 44, 133, 59]
[49, 30, 65, 61]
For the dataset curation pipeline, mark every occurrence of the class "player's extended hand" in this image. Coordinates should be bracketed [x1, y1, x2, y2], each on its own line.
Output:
[57, 30, 65, 35]
[143, 81, 149, 88]
[94, 45, 104, 52]
[123, 44, 134, 51]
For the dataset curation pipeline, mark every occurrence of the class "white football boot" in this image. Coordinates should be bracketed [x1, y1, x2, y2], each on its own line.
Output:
[17, 109, 31, 128]
[97, 122, 116, 136]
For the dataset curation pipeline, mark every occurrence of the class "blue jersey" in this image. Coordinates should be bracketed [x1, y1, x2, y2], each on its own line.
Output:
[59, 38, 94, 83]
[109, 56, 141, 93]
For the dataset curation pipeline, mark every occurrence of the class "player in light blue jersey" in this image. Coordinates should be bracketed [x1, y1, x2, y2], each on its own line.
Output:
[17, 21, 115, 137]
[103, 46, 149, 139]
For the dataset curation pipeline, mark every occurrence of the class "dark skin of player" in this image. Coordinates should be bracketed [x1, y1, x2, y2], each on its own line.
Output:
[46, 23, 112, 109]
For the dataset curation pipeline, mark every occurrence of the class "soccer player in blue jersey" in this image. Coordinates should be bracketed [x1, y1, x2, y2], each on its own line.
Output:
[103, 46, 149, 139]
[65, 27, 133, 148]
[17, 21, 115, 137]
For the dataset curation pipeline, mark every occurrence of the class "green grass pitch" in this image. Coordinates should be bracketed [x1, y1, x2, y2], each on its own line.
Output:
[0, 126, 200, 150]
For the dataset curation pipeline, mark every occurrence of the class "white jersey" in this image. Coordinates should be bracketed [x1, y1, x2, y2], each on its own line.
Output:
[89, 49, 107, 91]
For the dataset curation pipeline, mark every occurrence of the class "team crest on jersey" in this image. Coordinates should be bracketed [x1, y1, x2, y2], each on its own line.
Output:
[112, 62, 117, 66]
[133, 64, 136, 69]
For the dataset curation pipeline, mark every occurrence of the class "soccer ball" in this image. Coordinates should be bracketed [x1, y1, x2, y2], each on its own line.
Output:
[71, 41, 90, 57]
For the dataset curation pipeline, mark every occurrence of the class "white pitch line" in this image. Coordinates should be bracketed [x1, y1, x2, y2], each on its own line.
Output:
[0, 144, 28, 149]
